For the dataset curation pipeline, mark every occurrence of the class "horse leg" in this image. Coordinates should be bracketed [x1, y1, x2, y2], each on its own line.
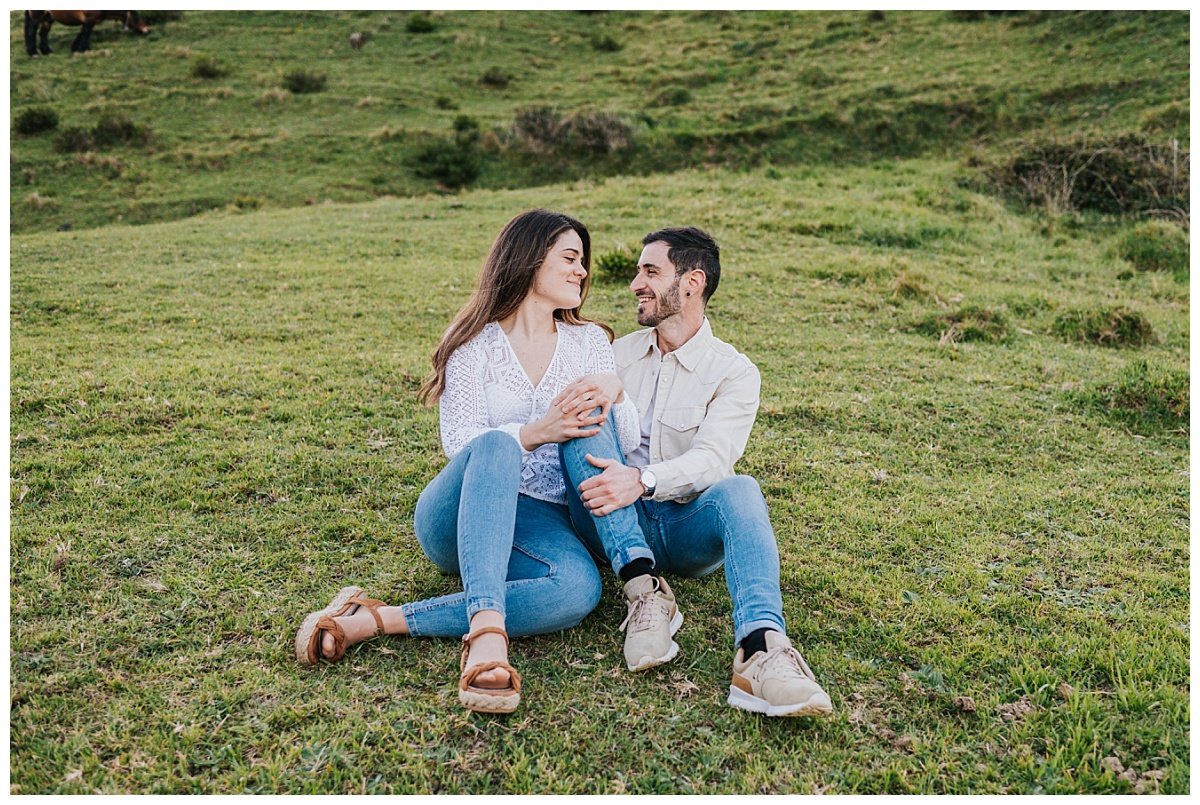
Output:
[71, 22, 94, 53]
[38, 17, 52, 55]
[24, 11, 38, 56]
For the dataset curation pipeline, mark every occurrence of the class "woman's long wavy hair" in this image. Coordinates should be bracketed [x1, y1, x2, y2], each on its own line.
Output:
[418, 209, 612, 404]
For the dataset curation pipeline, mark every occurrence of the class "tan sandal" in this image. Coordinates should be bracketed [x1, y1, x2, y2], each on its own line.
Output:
[294, 585, 387, 666]
[459, 626, 522, 714]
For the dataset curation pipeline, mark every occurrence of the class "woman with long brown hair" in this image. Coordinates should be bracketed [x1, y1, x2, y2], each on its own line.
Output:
[295, 210, 640, 713]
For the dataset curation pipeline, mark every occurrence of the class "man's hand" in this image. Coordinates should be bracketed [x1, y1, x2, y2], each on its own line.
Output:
[552, 373, 624, 421]
[578, 454, 644, 516]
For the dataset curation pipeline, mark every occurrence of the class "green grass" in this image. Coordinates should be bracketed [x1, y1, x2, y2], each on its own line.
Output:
[10, 160, 1189, 793]
[9, 10, 1189, 233]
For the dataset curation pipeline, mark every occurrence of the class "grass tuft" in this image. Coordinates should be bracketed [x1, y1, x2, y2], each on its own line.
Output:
[1052, 306, 1155, 347]
[1075, 360, 1188, 431]
[911, 304, 1011, 344]
[1114, 220, 1189, 281]
[191, 56, 228, 80]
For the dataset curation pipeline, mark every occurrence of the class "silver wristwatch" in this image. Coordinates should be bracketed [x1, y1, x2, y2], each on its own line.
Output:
[639, 467, 657, 499]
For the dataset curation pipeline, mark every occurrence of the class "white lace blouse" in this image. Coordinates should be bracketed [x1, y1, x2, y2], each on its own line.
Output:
[439, 321, 641, 504]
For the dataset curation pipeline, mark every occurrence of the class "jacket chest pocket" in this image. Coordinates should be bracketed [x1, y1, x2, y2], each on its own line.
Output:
[658, 405, 706, 454]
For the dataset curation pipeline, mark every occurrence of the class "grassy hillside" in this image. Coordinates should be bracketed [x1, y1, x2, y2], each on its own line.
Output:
[9, 10, 1190, 233]
[10, 159, 1189, 793]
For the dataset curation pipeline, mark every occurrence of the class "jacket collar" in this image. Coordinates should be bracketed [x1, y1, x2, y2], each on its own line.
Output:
[633, 317, 714, 372]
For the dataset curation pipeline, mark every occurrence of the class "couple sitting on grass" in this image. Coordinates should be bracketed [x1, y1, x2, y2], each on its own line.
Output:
[295, 209, 833, 718]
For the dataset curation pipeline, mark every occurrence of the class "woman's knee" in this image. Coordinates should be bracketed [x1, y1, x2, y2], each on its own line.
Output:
[466, 429, 522, 462]
[549, 561, 603, 629]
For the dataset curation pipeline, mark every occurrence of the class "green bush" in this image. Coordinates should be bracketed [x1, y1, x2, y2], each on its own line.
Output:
[1053, 306, 1155, 347]
[480, 67, 511, 89]
[510, 107, 633, 156]
[191, 56, 227, 80]
[405, 13, 435, 33]
[91, 114, 151, 147]
[411, 118, 484, 189]
[53, 126, 93, 153]
[654, 86, 692, 106]
[989, 135, 1189, 217]
[591, 33, 623, 52]
[435, 96, 458, 111]
[282, 70, 326, 94]
[593, 247, 639, 284]
[911, 305, 1011, 343]
[14, 106, 59, 136]
[1116, 220, 1189, 281]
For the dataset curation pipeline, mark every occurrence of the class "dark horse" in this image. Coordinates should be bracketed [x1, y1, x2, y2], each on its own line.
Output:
[24, 11, 150, 56]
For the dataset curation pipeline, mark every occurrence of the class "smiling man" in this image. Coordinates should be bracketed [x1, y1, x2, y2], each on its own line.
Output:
[558, 226, 833, 718]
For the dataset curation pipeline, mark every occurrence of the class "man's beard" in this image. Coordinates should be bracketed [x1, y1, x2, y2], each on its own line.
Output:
[636, 279, 683, 326]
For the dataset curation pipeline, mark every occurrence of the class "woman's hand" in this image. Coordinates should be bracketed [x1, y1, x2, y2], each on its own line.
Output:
[551, 373, 625, 420]
[519, 401, 607, 450]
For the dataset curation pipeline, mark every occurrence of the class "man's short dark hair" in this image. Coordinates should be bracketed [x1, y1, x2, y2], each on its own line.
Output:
[642, 226, 721, 303]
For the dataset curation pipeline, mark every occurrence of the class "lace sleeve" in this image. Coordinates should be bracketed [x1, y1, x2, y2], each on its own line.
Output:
[584, 324, 641, 456]
[438, 340, 494, 458]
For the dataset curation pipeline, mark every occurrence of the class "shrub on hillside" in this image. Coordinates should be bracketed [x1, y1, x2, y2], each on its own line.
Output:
[282, 70, 326, 94]
[1115, 220, 1188, 281]
[591, 33, 623, 52]
[654, 86, 692, 106]
[435, 96, 458, 110]
[92, 113, 151, 147]
[912, 305, 1011, 344]
[511, 107, 633, 156]
[989, 135, 1189, 219]
[593, 247, 639, 284]
[1053, 306, 1155, 347]
[411, 116, 483, 189]
[191, 56, 227, 79]
[53, 126, 93, 152]
[405, 13, 435, 34]
[481, 67, 511, 89]
[14, 106, 58, 136]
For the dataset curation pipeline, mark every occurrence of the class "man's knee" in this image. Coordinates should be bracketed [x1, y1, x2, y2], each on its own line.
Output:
[710, 475, 767, 510]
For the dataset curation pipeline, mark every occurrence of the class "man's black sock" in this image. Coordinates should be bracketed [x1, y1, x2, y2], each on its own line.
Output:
[740, 627, 773, 659]
[618, 558, 656, 583]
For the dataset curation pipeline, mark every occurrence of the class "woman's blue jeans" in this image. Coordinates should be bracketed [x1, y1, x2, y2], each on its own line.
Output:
[400, 430, 602, 638]
[559, 417, 786, 647]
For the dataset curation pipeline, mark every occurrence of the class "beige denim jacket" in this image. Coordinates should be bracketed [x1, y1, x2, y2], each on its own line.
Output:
[613, 318, 760, 503]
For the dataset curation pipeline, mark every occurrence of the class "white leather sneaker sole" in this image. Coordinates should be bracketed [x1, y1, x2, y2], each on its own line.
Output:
[727, 684, 833, 717]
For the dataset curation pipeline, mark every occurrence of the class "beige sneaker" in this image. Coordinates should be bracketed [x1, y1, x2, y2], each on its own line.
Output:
[729, 631, 833, 717]
[620, 575, 683, 671]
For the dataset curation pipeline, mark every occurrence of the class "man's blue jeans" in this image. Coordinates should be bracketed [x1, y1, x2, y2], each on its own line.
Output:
[560, 417, 786, 647]
[401, 430, 602, 638]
